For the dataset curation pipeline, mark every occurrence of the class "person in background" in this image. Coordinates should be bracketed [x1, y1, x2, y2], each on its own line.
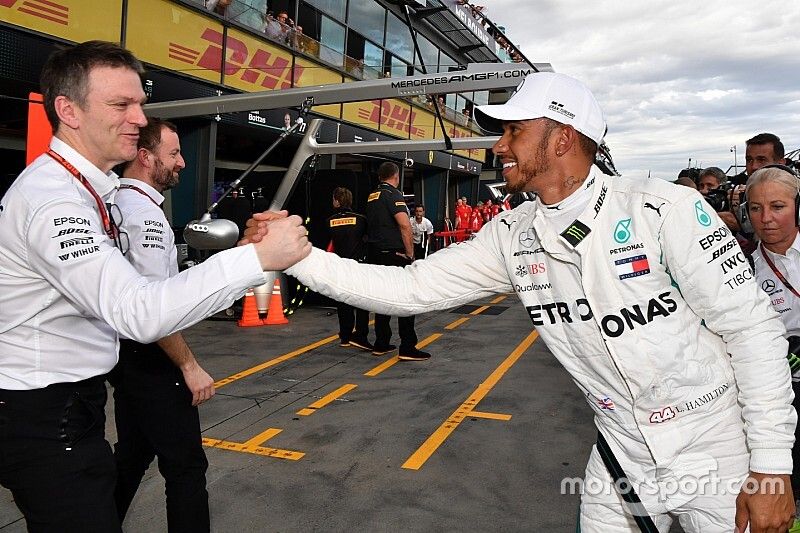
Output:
[365, 162, 430, 361]
[111, 117, 213, 531]
[746, 164, 800, 532]
[697, 166, 726, 197]
[411, 204, 434, 259]
[327, 187, 373, 352]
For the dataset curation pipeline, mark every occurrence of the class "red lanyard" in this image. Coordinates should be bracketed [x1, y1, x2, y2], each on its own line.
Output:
[119, 183, 160, 207]
[760, 242, 800, 298]
[46, 149, 118, 240]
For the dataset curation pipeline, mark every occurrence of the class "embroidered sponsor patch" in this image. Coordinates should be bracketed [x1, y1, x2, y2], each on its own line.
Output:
[367, 192, 380, 202]
[330, 217, 356, 227]
[560, 220, 590, 246]
[614, 254, 650, 280]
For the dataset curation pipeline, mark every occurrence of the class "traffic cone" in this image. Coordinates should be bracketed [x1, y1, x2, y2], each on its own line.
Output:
[264, 279, 289, 325]
[238, 288, 265, 327]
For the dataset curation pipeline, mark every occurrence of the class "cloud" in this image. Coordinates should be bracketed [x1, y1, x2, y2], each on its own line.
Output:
[489, 0, 800, 179]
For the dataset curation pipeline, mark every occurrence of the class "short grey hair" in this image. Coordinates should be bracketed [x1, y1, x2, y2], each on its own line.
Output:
[699, 166, 727, 185]
[746, 167, 800, 198]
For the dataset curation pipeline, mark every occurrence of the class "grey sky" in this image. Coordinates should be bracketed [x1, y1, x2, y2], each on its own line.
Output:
[489, 0, 800, 180]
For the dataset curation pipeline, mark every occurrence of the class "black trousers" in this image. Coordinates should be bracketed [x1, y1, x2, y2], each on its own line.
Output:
[337, 303, 369, 342]
[0, 376, 120, 533]
[367, 247, 418, 350]
[109, 340, 209, 533]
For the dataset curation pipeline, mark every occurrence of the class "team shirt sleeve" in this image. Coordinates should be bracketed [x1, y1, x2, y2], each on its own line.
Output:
[26, 198, 266, 343]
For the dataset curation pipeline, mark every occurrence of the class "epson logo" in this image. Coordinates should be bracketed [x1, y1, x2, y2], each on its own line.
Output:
[698, 227, 730, 250]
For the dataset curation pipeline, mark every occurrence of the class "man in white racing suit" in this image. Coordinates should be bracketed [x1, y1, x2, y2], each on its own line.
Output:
[244, 72, 797, 532]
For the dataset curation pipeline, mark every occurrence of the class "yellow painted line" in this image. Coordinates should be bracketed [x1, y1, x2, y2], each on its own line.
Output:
[402, 330, 539, 470]
[364, 333, 442, 377]
[469, 305, 491, 315]
[243, 427, 283, 447]
[490, 295, 508, 304]
[417, 333, 442, 348]
[297, 383, 357, 416]
[214, 334, 339, 388]
[469, 411, 512, 421]
[445, 317, 470, 330]
[364, 356, 399, 377]
[202, 437, 305, 460]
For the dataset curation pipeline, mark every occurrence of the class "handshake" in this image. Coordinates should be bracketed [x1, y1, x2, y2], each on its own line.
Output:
[237, 211, 311, 271]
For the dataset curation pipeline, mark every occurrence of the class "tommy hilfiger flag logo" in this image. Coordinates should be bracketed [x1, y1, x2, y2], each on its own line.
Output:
[614, 254, 650, 280]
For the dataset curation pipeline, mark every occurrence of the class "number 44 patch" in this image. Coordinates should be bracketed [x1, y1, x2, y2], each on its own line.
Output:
[649, 406, 676, 424]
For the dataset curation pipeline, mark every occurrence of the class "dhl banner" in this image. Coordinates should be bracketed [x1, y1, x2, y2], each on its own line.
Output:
[126, 0, 223, 84]
[343, 99, 429, 140]
[294, 56, 342, 119]
[224, 28, 294, 92]
[1, 0, 122, 44]
[410, 108, 436, 140]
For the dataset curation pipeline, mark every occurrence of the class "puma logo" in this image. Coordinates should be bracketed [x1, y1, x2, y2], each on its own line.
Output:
[501, 219, 516, 230]
[644, 202, 665, 216]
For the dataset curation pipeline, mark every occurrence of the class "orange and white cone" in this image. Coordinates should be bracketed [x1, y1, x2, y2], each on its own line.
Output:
[238, 288, 265, 327]
[264, 279, 288, 325]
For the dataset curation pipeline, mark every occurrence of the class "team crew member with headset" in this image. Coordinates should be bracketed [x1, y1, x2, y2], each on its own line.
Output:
[365, 162, 430, 361]
[247, 72, 796, 531]
[0, 41, 309, 532]
[328, 187, 373, 351]
[746, 164, 800, 530]
[110, 118, 213, 531]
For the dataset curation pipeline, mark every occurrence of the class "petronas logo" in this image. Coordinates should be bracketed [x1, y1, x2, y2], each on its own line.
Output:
[561, 220, 591, 246]
[695, 200, 711, 227]
[614, 218, 631, 244]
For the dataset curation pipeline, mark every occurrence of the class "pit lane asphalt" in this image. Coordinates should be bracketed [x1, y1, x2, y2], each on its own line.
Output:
[0, 293, 600, 532]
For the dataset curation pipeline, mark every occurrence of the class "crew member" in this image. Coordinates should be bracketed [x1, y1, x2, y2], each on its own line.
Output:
[746, 164, 800, 531]
[365, 163, 430, 361]
[411, 204, 434, 259]
[0, 40, 309, 531]
[328, 187, 373, 351]
[110, 118, 212, 531]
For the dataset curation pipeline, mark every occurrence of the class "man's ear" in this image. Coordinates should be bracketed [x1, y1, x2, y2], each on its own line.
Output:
[137, 148, 151, 167]
[54, 95, 80, 130]
[554, 125, 578, 156]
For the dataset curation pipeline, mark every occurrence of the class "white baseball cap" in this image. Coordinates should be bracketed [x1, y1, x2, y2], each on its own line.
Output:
[474, 72, 607, 145]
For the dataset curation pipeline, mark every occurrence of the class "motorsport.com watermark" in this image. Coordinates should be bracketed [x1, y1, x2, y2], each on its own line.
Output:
[561, 472, 786, 501]
[390, 69, 533, 89]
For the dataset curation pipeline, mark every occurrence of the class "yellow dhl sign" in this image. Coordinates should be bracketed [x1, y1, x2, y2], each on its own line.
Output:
[1, 0, 122, 44]
[353, 100, 427, 139]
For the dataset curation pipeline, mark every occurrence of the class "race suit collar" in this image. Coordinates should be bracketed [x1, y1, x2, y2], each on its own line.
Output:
[556, 165, 607, 250]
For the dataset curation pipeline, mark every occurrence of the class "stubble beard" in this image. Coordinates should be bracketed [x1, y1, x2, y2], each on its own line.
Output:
[505, 134, 551, 194]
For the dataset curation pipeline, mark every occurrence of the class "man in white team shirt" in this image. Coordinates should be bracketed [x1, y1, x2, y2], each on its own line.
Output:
[410, 204, 434, 259]
[110, 117, 214, 531]
[0, 41, 309, 532]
